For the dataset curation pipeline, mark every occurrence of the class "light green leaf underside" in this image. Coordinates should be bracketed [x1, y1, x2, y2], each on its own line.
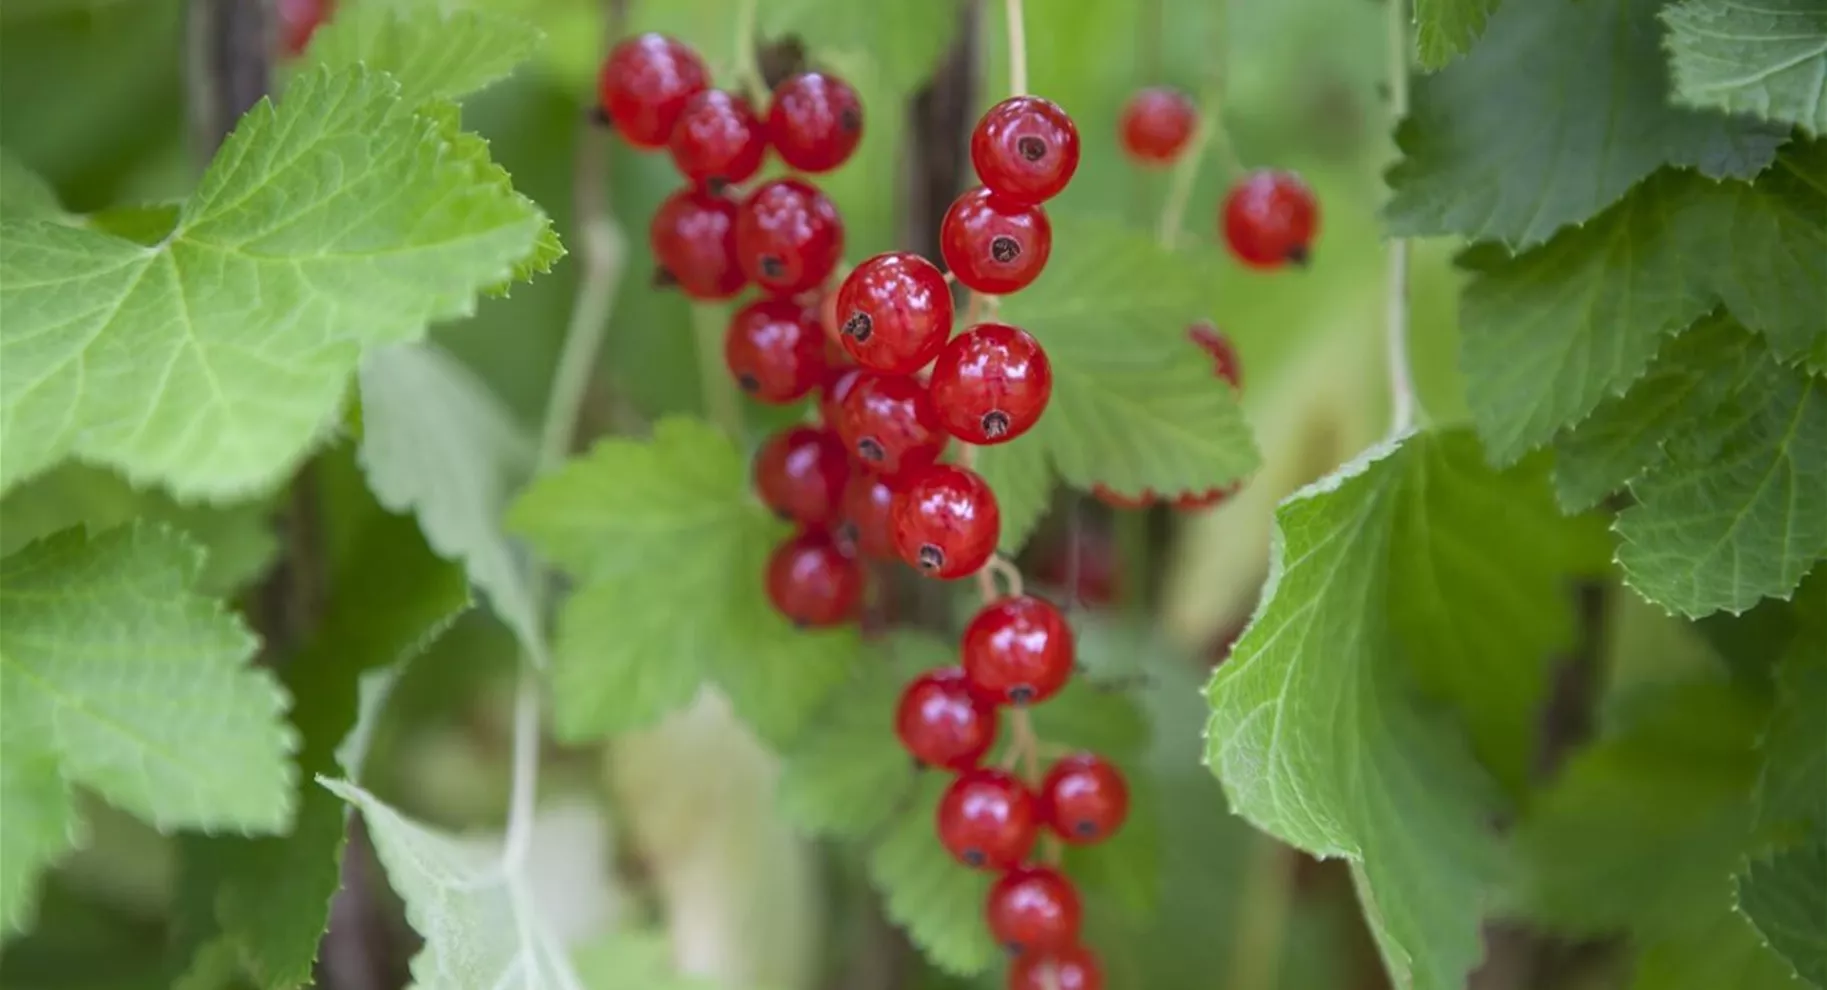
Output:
[1737, 841, 1827, 987]
[1663, 0, 1827, 137]
[1388, 0, 1787, 249]
[1413, 0, 1504, 70]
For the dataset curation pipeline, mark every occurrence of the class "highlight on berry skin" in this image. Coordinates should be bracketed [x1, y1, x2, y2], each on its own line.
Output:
[941, 186, 1053, 295]
[891, 463, 1001, 581]
[971, 95, 1082, 204]
[768, 71, 865, 173]
[835, 252, 955, 374]
[597, 33, 709, 149]
[1119, 86, 1198, 165]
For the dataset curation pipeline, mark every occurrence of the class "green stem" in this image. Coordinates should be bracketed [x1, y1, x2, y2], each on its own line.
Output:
[1154, 0, 1244, 247]
[1224, 833, 1294, 990]
[1383, 0, 1417, 435]
[693, 303, 743, 438]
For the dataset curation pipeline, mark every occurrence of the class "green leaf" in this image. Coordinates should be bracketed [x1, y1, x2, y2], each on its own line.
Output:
[0, 525, 294, 933]
[976, 220, 1258, 553]
[1737, 841, 1827, 987]
[0, 64, 553, 498]
[572, 931, 728, 990]
[0, 149, 65, 221]
[1205, 428, 1606, 990]
[1756, 586, 1827, 830]
[1413, 0, 1503, 70]
[1387, 0, 1787, 249]
[306, 5, 545, 107]
[509, 417, 858, 744]
[1632, 900, 1805, 990]
[1664, 0, 1827, 137]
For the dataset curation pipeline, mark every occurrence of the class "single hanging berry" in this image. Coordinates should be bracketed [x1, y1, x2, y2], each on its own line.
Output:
[892, 464, 1000, 580]
[1009, 945, 1103, 990]
[895, 667, 999, 771]
[768, 71, 865, 173]
[651, 187, 745, 299]
[669, 89, 768, 186]
[754, 426, 849, 526]
[277, 0, 332, 56]
[724, 298, 829, 402]
[1187, 322, 1242, 390]
[941, 187, 1052, 295]
[834, 372, 948, 481]
[766, 529, 862, 627]
[834, 252, 955, 374]
[736, 178, 845, 295]
[836, 473, 898, 560]
[1119, 87, 1197, 165]
[971, 95, 1080, 204]
[1039, 753, 1130, 844]
[598, 34, 709, 149]
[936, 768, 1038, 870]
[986, 865, 1082, 956]
[928, 323, 1052, 444]
[1222, 169, 1319, 269]
[962, 595, 1073, 705]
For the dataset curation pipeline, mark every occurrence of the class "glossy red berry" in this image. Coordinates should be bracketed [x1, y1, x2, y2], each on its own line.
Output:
[892, 464, 1000, 580]
[1119, 87, 1197, 165]
[1091, 485, 1156, 511]
[278, 0, 332, 56]
[961, 595, 1073, 705]
[724, 299, 828, 402]
[1172, 481, 1242, 512]
[836, 473, 898, 560]
[669, 89, 768, 186]
[820, 366, 864, 428]
[598, 34, 709, 149]
[834, 372, 947, 481]
[768, 72, 864, 173]
[765, 529, 862, 627]
[835, 252, 955, 374]
[1222, 169, 1319, 269]
[895, 667, 998, 771]
[1009, 946, 1104, 990]
[1040, 753, 1130, 844]
[986, 866, 1082, 956]
[941, 187, 1051, 295]
[1188, 322, 1242, 390]
[651, 188, 745, 300]
[971, 96, 1080, 204]
[936, 768, 1037, 871]
[736, 178, 845, 295]
[755, 426, 849, 526]
[928, 323, 1052, 444]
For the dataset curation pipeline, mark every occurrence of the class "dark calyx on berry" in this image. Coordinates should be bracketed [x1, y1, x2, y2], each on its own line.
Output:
[857, 437, 886, 462]
[982, 411, 1011, 438]
[990, 236, 1021, 262]
[842, 313, 873, 342]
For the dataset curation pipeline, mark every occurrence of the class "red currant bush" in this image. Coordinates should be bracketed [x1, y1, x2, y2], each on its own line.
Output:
[892, 464, 1000, 580]
[768, 72, 864, 173]
[668, 89, 768, 186]
[1040, 753, 1129, 844]
[834, 372, 947, 481]
[278, 0, 332, 56]
[754, 426, 849, 526]
[650, 188, 745, 300]
[1222, 169, 1319, 269]
[836, 473, 897, 560]
[895, 667, 998, 771]
[1119, 87, 1197, 165]
[835, 252, 955, 374]
[1009, 945, 1103, 990]
[936, 767, 1037, 870]
[971, 96, 1080, 204]
[928, 323, 1052, 444]
[941, 187, 1052, 295]
[1187, 321, 1242, 390]
[725, 299, 828, 402]
[765, 529, 862, 627]
[736, 178, 845, 295]
[985, 865, 1082, 956]
[598, 34, 709, 149]
[962, 595, 1074, 705]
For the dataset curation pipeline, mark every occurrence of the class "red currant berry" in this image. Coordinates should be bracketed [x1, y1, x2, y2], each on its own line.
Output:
[725, 299, 828, 402]
[1091, 485, 1156, 511]
[1187, 322, 1242, 390]
[1222, 169, 1319, 269]
[736, 178, 845, 295]
[1171, 481, 1242, 512]
[835, 252, 955, 374]
[986, 865, 1082, 956]
[1009, 946, 1103, 990]
[1119, 87, 1197, 165]
[895, 667, 998, 771]
[278, 0, 332, 56]
[961, 595, 1073, 705]
[836, 473, 898, 560]
[834, 372, 947, 481]
[892, 464, 1000, 580]
[941, 187, 1051, 295]
[755, 426, 849, 526]
[768, 72, 864, 173]
[971, 96, 1080, 204]
[765, 529, 862, 627]
[929, 323, 1052, 444]
[820, 366, 864, 429]
[1040, 753, 1129, 844]
[936, 768, 1037, 871]
[651, 187, 745, 300]
[598, 34, 709, 150]
[669, 89, 768, 186]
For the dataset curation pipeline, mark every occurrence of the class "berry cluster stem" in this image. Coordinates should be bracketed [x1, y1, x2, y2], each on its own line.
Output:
[1004, 0, 1029, 96]
[1383, 0, 1417, 436]
[732, 0, 766, 98]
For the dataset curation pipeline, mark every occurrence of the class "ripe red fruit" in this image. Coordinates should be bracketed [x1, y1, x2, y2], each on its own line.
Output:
[598, 34, 710, 149]
[892, 464, 1000, 580]
[1040, 753, 1130, 844]
[754, 426, 849, 526]
[1091, 485, 1156, 511]
[277, 0, 332, 56]
[736, 178, 845, 295]
[1222, 169, 1319, 269]
[668, 89, 768, 186]
[834, 372, 947, 481]
[970, 96, 1080, 204]
[895, 667, 998, 771]
[986, 866, 1082, 956]
[725, 299, 828, 402]
[1187, 322, 1242, 390]
[928, 323, 1052, 444]
[820, 366, 864, 428]
[941, 187, 1051, 295]
[1008, 945, 1103, 990]
[650, 188, 745, 300]
[1171, 481, 1242, 512]
[768, 72, 865, 173]
[765, 529, 863, 627]
[962, 595, 1074, 705]
[936, 768, 1037, 871]
[1119, 87, 1197, 165]
[835, 253, 955, 374]
[836, 473, 898, 560]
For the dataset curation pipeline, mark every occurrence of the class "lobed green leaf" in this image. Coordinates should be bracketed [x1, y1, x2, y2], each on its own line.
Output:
[1663, 0, 1827, 137]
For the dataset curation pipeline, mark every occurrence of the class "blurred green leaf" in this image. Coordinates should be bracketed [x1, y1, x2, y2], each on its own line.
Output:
[1413, 0, 1503, 70]
[572, 930, 731, 989]
[1631, 900, 1802, 990]
[1755, 578, 1827, 830]
[306, 4, 546, 107]
[1663, 0, 1827, 137]
[1736, 841, 1827, 987]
